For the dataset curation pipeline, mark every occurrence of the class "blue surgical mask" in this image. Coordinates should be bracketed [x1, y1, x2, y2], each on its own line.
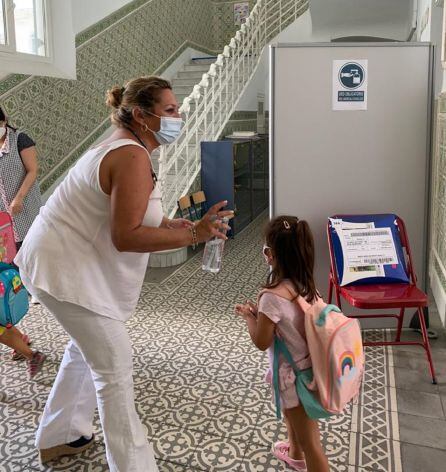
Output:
[147, 112, 183, 145]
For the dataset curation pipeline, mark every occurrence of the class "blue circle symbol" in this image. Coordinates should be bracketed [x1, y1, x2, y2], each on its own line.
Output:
[339, 63, 365, 89]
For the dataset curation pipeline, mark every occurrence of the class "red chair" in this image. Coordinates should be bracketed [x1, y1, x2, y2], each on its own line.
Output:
[327, 214, 437, 384]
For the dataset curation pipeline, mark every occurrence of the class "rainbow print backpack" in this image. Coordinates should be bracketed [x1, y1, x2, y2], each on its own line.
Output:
[262, 282, 364, 418]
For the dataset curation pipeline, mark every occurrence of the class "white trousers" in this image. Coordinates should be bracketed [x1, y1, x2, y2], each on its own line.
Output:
[29, 283, 159, 472]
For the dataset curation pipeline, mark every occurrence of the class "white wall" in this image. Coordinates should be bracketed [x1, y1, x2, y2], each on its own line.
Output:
[310, 0, 415, 42]
[417, 0, 432, 42]
[236, 10, 313, 111]
[429, 2, 444, 97]
[71, 0, 134, 34]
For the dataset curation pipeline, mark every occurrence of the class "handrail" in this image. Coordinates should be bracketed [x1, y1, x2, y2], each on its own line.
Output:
[159, 0, 309, 218]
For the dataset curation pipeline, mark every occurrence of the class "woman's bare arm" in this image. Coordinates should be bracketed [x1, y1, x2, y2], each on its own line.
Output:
[104, 145, 229, 252]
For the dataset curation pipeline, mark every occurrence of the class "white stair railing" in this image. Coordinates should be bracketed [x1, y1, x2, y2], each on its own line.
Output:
[159, 0, 309, 218]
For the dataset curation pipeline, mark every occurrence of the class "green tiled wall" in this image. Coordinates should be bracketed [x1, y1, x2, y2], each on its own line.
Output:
[432, 94, 446, 291]
[0, 0, 255, 192]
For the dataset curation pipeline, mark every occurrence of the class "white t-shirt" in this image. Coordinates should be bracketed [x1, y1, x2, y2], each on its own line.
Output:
[15, 139, 164, 321]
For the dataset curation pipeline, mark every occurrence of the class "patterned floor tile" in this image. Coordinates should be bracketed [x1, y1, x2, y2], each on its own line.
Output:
[0, 213, 403, 470]
[189, 434, 248, 471]
[151, 424, 204, 467]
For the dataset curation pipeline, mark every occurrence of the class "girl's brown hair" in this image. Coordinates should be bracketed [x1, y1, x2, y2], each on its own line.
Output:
[106, 76, 172, 127]
[264, 215, 318, 303]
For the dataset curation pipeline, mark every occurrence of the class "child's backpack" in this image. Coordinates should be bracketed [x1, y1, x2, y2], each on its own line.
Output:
[0, 212, 17, 264]
[260, 282, 364, 419]
[0, 263, 29, 328]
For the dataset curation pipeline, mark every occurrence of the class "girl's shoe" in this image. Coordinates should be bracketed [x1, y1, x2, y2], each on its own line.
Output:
[272, 441, 307, 471]
[39, 435, 95, 463]
[28, 351, 46, 379]
[11, 334, 31, 361]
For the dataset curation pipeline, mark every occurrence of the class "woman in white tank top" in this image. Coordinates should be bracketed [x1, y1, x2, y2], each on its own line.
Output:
[15, 76, 232, 472]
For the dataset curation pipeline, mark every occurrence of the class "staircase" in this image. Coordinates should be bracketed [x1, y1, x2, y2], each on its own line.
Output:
[151, 58, 217, 176]
[156, 0, 309, 220]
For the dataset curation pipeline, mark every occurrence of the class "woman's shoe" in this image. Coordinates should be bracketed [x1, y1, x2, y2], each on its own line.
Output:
[39, 435, 95, 463]
[272, 441, 307, 471]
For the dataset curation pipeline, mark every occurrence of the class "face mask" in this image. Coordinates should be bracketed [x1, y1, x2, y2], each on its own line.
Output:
[0, 126, 6, 139]
[147, 112, 183, 145]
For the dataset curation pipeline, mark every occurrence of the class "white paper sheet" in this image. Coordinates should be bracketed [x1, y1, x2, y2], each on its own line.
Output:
[330, 219, 398, 285]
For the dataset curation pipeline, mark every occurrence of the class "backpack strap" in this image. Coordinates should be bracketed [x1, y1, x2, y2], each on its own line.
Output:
[273, 336, 302, 420]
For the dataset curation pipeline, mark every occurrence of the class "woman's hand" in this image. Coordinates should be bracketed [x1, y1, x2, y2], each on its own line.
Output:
[166, 218, 194, 229]
[195, 200, 234, 243]
[10, 196, 24, 216]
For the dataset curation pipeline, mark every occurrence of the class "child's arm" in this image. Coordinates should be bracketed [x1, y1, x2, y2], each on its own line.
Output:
[235, 303, 275, 351]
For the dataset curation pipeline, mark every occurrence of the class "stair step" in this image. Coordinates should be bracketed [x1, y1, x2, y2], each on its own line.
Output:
[172, 84, 194, 94]
[172, 77, 202, 87]
[177, 70, 208, 79]
[190, 57, 216, 65]
[182, 64, 211, 72]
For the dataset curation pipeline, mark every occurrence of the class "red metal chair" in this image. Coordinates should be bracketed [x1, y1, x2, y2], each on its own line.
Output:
[327, 214, 437, 384]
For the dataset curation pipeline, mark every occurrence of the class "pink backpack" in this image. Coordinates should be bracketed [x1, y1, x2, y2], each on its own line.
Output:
[261, 282, 364, 416]
[0, 212, 17, 264]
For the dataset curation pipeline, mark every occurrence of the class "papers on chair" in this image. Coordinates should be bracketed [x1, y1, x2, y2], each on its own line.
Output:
[330, 218, 399, 286]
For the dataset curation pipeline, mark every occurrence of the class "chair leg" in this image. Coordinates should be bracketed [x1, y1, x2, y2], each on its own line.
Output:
[335, 289, 342, 309]
[417, 307, 437, 384]
[395, 308, 404, 342]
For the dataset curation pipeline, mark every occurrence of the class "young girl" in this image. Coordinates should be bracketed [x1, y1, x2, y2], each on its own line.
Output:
[235, 216, 329, 472]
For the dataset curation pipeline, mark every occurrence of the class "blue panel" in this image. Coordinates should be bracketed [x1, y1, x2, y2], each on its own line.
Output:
[328, 214, 410, 286]
[201, 141, 235, 235]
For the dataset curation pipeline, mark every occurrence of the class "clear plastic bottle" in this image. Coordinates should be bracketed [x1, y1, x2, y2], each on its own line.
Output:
[202, 217, 229, 274]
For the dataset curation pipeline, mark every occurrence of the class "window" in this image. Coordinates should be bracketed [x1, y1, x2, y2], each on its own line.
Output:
[0, 0, 76, 80]
[0, 1, 7, 45]
[0, 0, 48, 56]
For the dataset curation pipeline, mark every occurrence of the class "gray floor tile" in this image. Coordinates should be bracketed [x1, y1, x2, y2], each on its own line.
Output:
[390, 349, 446, 375]
[394, 366, 440, 394]
[441, 391, 446, 417]
[398, 413, 446, 450]
[396, 388, 444, 419]
[400, 443, 446, 472]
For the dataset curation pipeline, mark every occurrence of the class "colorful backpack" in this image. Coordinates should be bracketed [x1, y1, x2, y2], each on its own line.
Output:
[0, 263, 29, 328]
[260, 282, 364, 419]
[0, 212, 17, 264]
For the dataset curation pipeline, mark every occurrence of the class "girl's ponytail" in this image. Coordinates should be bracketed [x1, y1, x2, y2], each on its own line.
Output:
[295, 220, 317, 301]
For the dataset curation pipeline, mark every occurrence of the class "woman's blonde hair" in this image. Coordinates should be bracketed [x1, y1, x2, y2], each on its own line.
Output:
[106, 76, 172, 127]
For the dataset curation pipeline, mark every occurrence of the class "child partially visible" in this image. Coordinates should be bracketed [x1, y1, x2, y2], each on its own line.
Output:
[0, 325, 46, 378]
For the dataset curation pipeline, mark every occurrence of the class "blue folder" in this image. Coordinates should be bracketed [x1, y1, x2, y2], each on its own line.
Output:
[329, 214, 410, 286]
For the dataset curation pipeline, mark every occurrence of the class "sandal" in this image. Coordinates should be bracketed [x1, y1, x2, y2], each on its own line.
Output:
[272, 441, 307, 471]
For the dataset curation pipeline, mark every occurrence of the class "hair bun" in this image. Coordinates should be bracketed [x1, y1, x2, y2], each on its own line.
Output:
[106, 85, 124, 109]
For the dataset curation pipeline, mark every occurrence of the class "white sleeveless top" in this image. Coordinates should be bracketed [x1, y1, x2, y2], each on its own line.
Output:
[15, 139, 163, 321]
